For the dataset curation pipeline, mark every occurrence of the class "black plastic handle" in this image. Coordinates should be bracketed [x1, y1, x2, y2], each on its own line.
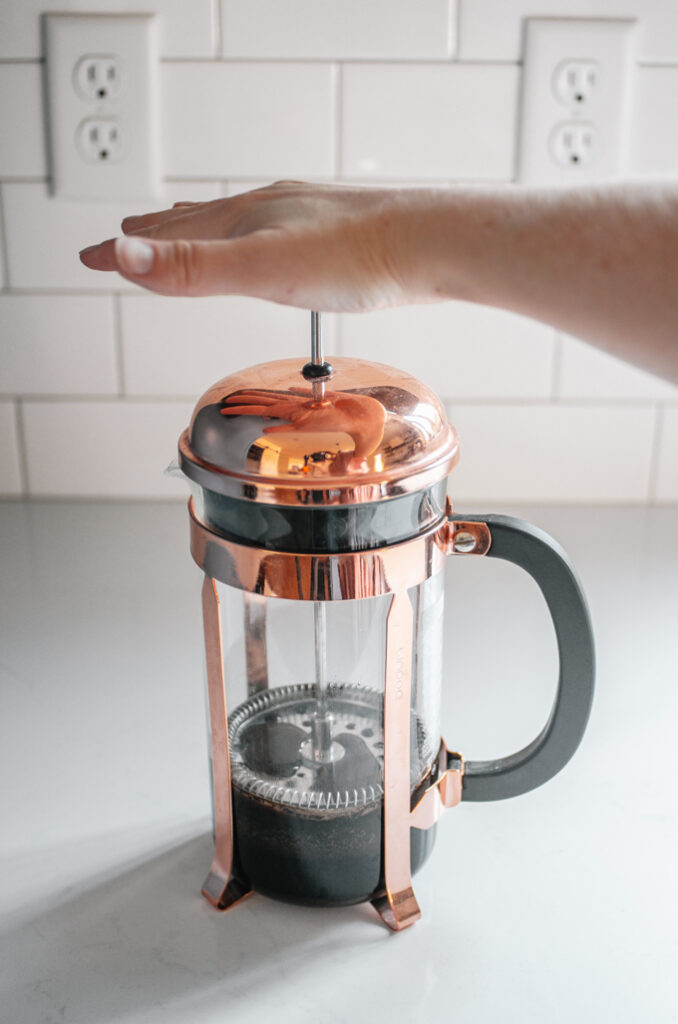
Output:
[453, 515, 595, 802]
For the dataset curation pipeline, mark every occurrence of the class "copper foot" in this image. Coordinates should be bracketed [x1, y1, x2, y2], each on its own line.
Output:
[371, 887, 422, 931]
[202, 870, 252, 911]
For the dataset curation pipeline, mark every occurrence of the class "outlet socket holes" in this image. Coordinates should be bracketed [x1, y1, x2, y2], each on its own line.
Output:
[76, 118, 125, 162]
[549, 121, 594, 167]
[73, 55, 122, 102]
[552, 60, 602, 107]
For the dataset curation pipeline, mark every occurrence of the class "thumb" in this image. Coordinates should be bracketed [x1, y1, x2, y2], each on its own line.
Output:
[112, 234, 263, 297]
[80, 233, 287, 299]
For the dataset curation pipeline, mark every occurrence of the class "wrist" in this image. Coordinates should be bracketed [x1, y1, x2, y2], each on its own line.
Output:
[387, 186, 524, 307]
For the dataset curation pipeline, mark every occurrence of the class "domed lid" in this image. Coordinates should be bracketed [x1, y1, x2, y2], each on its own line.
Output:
[178, 318, 459, 507]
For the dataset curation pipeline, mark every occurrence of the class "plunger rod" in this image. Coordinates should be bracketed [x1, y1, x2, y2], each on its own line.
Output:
[310, 310, 326, 403]
[312, 600, 337, 762]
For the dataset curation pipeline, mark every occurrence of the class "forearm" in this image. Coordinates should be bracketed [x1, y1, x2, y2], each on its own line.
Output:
[398, 185, 678, 383]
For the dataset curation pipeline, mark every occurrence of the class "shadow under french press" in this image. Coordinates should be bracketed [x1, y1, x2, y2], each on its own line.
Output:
[2, 829, 385, 1023]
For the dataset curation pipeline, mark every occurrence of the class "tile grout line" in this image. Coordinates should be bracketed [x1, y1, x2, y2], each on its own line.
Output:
[451, 0, 461, 60]
[112, 293, 126, 397]
[0, 184, 12, 291]
[333, 62, 343, 180]
[6, 53, 669, 69]
[13, 398, 30, 498]
[159, 56, 521, 67]
[647, 403, 665, 504]
[334, 312, 344, 361]
[212, 0, 223, 59]
[551, 329, 563, 401]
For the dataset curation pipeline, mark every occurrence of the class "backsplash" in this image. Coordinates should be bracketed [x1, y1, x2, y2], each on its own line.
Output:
[0, 0, 676, 504]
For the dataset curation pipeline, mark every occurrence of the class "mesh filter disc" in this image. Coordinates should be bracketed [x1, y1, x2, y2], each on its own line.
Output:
[229, 683, 429, 813]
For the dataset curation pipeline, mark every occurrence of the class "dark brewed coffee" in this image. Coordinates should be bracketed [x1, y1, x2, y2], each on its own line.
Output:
[228, 683, 436, 906]
[232, 785, 436, 906]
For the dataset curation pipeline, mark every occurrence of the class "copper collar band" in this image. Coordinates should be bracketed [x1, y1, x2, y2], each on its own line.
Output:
[189, 498, 448, 599]
[189, 500, 492, 600]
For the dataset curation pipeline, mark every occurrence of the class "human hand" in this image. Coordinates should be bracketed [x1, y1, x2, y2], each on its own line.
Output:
[78, 180, 678, 384]
[78, 181, 431, 313]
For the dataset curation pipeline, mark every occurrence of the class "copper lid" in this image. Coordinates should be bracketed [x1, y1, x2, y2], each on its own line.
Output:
[179, 355, 459, 507]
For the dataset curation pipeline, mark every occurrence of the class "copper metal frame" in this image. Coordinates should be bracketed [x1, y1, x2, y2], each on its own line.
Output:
[191, 499, 490, 929]
[201, 577, 251, 911]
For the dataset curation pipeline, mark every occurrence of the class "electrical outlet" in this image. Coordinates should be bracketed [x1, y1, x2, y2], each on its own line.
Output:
[552, 60, 601, 107]
[77, 118, 125, 163]
[550, 122, 594, 167]
[518, 18, 636, 186]
[73, 56, 122, 103]
[45, 13, 161, 201]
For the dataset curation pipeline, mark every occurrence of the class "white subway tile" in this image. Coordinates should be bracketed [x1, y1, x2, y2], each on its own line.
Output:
[341, 303, 553, 399]
[22, 399, 193, 497]
[628, 67, 678, 179]
[162, 63, 335, 179]
[0, 64, 47, 177]
[0, 0, 217, 59]
[655, 406, 678, 503]
[1, 182, 220, 291]
[458, 0, 678, 63]
[162, 182, 226, 204]
[3, 183, 159, 291]
[0, 295, 117, 396]
[447, 403, 655, 504]
[341, 64, 518, 180]
[0, 401, 23, 495]
[121, 295, 337, 396]
[221, 0, 454, 60]
[0, 201, 6, 288]
[559, 334, 678, 401]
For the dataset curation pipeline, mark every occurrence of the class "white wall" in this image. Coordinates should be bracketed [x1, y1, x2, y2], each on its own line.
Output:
[0, 0, 677, 505]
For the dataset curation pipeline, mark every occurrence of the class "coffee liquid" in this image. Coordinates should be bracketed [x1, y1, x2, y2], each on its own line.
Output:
[228, 684, 436, 906]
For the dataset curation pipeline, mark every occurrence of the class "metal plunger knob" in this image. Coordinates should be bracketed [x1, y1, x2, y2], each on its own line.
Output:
[302, 311, 334, 398]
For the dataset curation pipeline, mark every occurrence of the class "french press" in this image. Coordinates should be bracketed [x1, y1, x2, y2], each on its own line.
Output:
[177, 313, 594, 931]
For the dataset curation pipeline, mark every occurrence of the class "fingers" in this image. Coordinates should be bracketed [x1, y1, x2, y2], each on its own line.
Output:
[222, 394, 287, 408]
[222, 390, 295, 403]
[120, 193, 248, 238]
[121, 202, 214, 237]
[223, 401, 300, 418]
[221, 405, 278, 417]
[79, 231, 290, 299]
[119, 187, 271, 240]
[78, 237, 123, 270]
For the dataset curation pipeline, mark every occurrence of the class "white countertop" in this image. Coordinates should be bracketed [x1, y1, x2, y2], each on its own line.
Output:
[1, 501, 677, 1024]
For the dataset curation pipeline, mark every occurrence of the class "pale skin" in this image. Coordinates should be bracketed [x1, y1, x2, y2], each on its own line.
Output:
[79, 181, 678, 384]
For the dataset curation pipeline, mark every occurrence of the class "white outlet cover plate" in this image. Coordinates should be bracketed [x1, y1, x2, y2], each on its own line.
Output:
[518, 18, 636, 186]
[45, 13, 162, 201]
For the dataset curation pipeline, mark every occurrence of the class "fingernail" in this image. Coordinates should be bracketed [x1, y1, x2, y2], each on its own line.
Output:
[115, 236, 154, 275]
[79, 244, 97, 256]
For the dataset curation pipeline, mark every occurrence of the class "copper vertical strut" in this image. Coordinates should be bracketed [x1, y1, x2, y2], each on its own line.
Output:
[371, 589, 421, 931]
[200, 576, 251, 910]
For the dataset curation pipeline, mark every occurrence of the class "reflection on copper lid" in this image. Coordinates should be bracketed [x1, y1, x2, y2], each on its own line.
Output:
[180, 357, 459, 506]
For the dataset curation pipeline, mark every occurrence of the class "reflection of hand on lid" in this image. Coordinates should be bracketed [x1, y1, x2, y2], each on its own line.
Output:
[221, 387, 386, 464]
